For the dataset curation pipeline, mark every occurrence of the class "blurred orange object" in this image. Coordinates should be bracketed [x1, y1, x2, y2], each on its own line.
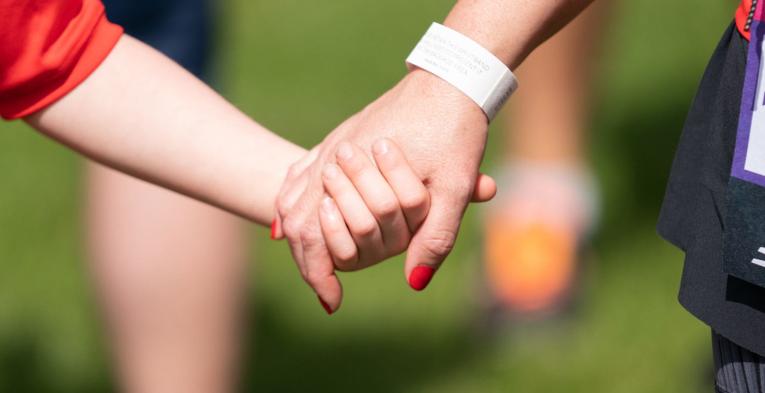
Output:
[482, 163, 596, 317]
[485, 218, 578, 314]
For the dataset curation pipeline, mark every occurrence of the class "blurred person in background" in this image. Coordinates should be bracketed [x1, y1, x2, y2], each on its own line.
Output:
[483, 3, 605, 319]
[9, 0, 765, 392]
[89, 1, 249, 391]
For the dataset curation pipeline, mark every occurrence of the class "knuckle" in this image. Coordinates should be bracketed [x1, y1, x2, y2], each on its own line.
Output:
[372, 198, 399, 220]
[352, 219, 378, 238]
[400, 190, 429, 211]
[299, 226, 323, 246]
[305, 269, 324, 287]
[281, 217, 302, 237]
[334, 246, 357, 266]
[422, 230, 457, 258]
[334, 252, 359, 272]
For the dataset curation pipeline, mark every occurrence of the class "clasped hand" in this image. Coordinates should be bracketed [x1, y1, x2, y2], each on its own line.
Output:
[273, 70, 497, 313]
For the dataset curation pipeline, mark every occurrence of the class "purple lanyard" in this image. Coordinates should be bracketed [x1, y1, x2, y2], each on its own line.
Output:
[732, 0, 765, 186]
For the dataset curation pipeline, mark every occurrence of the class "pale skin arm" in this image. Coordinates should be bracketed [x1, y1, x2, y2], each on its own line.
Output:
[275, 0, 595, 312]
[22, 32, 494, 303]
[26, 34, 305, 225]
[444, 0, 595, 69]
[18, 30, 490, 391]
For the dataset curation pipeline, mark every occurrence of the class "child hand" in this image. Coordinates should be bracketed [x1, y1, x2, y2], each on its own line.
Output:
[319, 138, 429, 271]
[319, 137, 496, 272]
[282, 138, 495, 314]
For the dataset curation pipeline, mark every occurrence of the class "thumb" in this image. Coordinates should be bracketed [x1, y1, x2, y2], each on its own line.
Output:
[404, 193, 466, 291]
[470, 173, 497, 203]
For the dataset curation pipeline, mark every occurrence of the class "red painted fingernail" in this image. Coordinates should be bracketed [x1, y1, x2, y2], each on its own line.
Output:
[270, 219, 277, 240]
[408, 265, 436, 291]
[318, 295, 333, 315]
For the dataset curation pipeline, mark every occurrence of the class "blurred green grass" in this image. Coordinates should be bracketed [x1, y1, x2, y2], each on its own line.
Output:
[0, 0, 738, 391]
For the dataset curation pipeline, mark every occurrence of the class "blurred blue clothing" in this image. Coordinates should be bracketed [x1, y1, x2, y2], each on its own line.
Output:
[102, 0, 212, 80]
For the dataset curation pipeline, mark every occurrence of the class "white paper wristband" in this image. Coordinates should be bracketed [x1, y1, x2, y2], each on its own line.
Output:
[406, 22, 518, 121]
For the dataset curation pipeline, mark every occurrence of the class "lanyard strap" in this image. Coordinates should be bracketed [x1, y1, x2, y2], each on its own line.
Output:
[748, 0, 761, 31]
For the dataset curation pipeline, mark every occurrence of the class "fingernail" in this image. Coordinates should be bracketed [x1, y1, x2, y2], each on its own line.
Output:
[323, 163, 340, 180]
[408, 265, 436, 291]
[336, 142, 353, 161]
[372, 139, 389, 155]
[318, 295, 333, 315]
[270, 219, 278, 240]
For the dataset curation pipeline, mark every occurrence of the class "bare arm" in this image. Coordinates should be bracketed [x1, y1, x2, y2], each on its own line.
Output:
[26, 35, 306, 226]
[444, 0, 594, 68]
[275, 0, 595, 311]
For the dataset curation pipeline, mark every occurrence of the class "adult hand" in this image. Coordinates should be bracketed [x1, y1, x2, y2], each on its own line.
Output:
[275, 69, 492, 312]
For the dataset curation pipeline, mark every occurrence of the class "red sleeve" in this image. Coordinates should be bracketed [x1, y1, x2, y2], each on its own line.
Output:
[0, 0, 123, 120]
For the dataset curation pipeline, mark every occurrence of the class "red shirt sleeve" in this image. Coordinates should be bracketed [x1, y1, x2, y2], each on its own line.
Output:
[0, 0, 123, 120]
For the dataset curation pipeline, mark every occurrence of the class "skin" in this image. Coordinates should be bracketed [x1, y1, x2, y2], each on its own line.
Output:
[25, 35, 302, 392]
[25, 35, 495, 231]
[320, 139, 432, 271]
[506, 2, 607, 164]
[86, 164, 247, 393]
[481, 3, 608, 314]
[20, 1, 595, 317]
[5, 0, 589, 391]
[26, 35, 304, 225]
[14, 1, 597, 388]
[18, 33, 494, 391]
[274, 0, 595, 312]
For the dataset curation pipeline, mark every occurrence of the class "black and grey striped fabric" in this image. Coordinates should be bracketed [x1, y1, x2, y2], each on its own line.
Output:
[714, 331, 765, 393]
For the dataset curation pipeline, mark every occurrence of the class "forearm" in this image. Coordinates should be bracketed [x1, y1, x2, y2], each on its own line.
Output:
[393, 0, 595, 136]
[444, 0, 595, 69]
[25, 35, 305, 225]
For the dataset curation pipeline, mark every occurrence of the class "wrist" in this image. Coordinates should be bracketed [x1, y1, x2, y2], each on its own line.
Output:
[402, 68, 488, 127]
[405, 23, 518, 121]
[441, 0, 594, 71]
[441, 21, 529, 69]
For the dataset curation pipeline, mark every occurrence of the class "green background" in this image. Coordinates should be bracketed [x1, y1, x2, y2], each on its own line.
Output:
[0, 0, 736, 391]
